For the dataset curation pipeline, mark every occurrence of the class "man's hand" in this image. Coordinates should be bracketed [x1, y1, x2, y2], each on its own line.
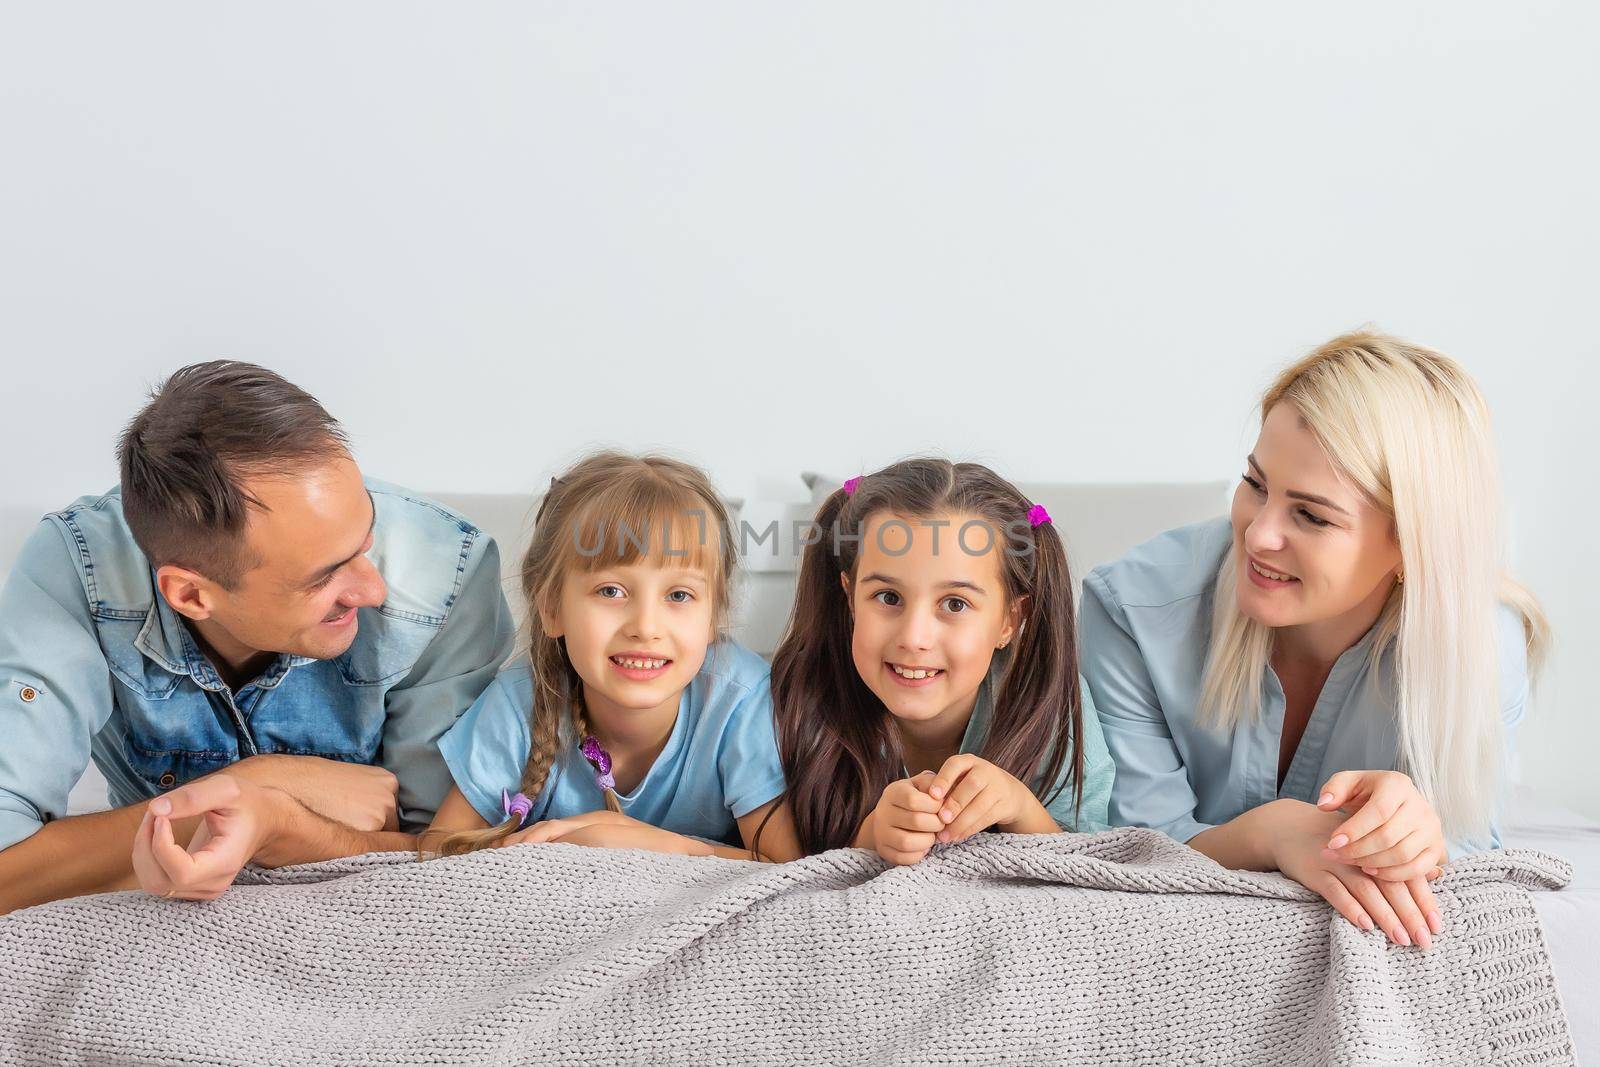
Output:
[228, 754, 399, 832]
[132, 774, 286, 901]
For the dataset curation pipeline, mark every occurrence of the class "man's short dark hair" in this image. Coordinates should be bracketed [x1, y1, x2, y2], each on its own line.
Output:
[117, 361, 350, 588]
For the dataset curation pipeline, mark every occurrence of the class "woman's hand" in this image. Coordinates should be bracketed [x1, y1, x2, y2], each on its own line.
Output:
[863, 772, 945, 865]
[1316, 770, 1448, 883]
[926, 754, 1052, 843]
[1265, 798, 1442, 948]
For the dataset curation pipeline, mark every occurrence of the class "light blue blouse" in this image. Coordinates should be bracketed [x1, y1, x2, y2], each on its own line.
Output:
[438, 639, 786, 846]
[900, 662, 1116, 833]
[1080, 518, 1528, 855]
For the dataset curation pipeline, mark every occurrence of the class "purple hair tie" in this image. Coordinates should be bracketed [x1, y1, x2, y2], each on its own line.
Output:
[842, 476, 862, 496]
[1027, 503, 1052, 528]
[501, 788, 533, 828]
[581, 734, 617, 793]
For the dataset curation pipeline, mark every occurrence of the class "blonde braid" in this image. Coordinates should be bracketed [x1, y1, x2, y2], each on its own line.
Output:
[425, 644, 575, 857]
[571, 688, 624, 814]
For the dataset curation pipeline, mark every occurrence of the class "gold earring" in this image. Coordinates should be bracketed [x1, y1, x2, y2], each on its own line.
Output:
[1397, 571, 1405, 585]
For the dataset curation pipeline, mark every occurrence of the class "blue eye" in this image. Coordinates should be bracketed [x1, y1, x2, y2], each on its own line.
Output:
[872, 590, 901, 608]
[597, 585, 624, 599]
[667, 589, 694, 603]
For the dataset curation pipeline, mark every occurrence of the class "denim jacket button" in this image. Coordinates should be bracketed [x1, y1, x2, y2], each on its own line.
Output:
[158, 773, 176, 789]
[18, 686, 37, 703]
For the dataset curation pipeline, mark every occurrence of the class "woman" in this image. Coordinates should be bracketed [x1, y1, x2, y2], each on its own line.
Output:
[1082, 330, 1546, 950]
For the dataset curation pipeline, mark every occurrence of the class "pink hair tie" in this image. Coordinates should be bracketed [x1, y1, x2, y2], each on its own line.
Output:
[502, 788, 533, 828]
[842, 476, 862, 496]
[580, 735, 617, 792]
[1027, 503, 1052, 527]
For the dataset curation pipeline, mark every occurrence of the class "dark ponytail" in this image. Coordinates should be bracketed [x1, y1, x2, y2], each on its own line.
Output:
[983, 511, 1081, 818]
[764, 485, 902, 855]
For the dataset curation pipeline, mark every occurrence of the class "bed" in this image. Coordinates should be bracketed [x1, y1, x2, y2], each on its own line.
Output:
[0, 827, 1583, 1064]
[5, 481, 1596, 1062]
[1505, 787, 1600, 1062]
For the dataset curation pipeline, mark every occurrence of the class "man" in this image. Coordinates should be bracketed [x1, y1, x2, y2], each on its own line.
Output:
[0, 361, 515, 913]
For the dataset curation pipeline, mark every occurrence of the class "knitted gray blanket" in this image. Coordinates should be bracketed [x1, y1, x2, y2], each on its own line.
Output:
[0, 829, 1575, 1065]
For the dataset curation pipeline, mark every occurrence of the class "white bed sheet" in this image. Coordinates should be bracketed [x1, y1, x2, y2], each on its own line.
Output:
[1503, 786, 1600, 1064]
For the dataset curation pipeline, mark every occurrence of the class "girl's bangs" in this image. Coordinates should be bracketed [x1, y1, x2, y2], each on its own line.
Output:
[561, 485, 720, 577]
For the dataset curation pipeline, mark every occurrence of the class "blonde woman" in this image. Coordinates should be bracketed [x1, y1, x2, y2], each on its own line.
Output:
[1081, 330, 1546, 951]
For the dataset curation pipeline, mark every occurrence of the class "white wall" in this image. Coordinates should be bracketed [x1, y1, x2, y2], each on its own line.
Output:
[2, 3, 1595, 815]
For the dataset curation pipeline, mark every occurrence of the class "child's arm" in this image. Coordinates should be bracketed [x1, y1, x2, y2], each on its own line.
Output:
[732, 797, 802, 862]
[425, 786, 490, 832]
[491, 797, 803, 862]
[412, 786, 491, 853]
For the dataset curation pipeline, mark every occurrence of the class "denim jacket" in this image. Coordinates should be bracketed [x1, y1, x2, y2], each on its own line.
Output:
[0, 479, 515, 850]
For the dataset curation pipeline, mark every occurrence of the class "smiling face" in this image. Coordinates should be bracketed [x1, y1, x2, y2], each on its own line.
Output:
[840, 511, 1023, 740]
[184, 457, 387, 661]
[540, 558, 718, 726]
[1230, 403, 1402, 634]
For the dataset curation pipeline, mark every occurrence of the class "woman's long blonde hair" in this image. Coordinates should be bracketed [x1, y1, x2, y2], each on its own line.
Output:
[428, 450, 738, 857]
[1198, 330, 1548, 842]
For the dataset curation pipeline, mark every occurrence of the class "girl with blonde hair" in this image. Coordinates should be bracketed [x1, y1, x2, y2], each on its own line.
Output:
[1082, 330, 1546, 951]
[427, 450, 801, 860]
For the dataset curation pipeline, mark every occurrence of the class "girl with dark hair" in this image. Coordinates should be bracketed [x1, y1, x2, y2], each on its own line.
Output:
[763, 458, 1113, 863]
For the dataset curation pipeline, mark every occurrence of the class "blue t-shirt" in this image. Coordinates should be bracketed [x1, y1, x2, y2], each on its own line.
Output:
[438, 639, 786, 846]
